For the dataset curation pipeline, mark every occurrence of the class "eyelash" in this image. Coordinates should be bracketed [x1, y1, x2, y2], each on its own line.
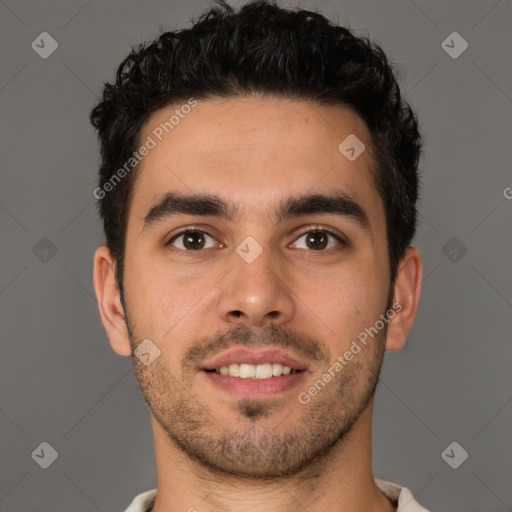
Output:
[165, 225, 346, 256]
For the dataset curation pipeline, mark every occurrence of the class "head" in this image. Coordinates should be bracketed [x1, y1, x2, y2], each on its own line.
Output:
[91, 0, 423, 479]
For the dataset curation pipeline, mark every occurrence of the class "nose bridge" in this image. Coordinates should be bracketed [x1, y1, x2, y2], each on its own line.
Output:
[217, 236, 295, 326]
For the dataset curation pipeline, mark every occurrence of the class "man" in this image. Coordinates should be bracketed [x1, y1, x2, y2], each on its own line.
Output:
[90, 1, 428, 510]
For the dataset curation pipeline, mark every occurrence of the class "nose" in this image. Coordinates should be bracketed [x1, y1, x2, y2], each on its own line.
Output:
[216, 242, 296, 328]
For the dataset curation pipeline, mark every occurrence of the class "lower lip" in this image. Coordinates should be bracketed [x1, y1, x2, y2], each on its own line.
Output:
[202, 370, 306, 399]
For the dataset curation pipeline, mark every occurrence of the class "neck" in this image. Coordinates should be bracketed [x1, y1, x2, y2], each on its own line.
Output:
[148, 402, 396, 512]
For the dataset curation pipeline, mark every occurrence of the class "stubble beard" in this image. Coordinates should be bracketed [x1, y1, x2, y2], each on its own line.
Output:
[126, 318, 387, 480]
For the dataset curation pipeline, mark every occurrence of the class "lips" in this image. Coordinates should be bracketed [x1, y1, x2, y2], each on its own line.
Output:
[201, 347, 310, 372]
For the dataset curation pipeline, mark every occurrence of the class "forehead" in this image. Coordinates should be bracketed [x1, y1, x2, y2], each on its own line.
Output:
[129, 96, 383, 228]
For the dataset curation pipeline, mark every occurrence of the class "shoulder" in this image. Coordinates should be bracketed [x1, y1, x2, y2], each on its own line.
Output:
[375, 478, 431, 512]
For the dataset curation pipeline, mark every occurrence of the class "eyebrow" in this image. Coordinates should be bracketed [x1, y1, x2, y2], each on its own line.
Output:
[140, 191, 371, 235]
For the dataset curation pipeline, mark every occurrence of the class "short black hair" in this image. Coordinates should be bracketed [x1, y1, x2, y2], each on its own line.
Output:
[90, 0, 422, 297]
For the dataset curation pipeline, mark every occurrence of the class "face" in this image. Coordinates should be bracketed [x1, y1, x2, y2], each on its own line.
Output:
[121, 97, 393, 478]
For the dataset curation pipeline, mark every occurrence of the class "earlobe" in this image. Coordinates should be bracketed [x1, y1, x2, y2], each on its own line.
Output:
[385, 247, 423, 352]
[93, 246, 132, 357]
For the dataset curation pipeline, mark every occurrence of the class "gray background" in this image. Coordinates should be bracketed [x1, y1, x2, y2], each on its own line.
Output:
[1, 0, 511, 511]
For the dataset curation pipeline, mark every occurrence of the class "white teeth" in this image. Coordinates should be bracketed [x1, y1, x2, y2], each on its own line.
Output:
[239, 364, 256, 379]
[255, 363, 273, 379]
[281, 365, 291, 375]
[272, 363, 283, 376]
[228, 363, 240, 377]
[215, 363, 297, 379]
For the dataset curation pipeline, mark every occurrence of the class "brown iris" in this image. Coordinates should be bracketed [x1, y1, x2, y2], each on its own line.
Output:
[305, 231, 329, 250]
[182, 231, 206, 250]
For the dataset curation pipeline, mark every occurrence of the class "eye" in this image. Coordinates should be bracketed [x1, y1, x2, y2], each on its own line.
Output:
[166, 229, 218, 251]
[291, 228, 345, 251]
[165, 227, 345, 254]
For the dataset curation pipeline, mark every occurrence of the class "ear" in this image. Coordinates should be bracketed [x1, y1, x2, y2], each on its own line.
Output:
[93, 246, 132, 356]
[385, 247, 423, 352]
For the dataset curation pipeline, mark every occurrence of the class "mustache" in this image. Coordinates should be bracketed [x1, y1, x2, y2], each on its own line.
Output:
[181, 323, 328, 371]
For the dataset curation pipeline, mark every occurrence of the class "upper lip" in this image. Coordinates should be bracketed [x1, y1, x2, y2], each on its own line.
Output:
[201, 347, 310, 371]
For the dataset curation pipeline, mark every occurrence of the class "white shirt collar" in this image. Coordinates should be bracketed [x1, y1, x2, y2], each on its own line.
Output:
[124, 479, 430, 511]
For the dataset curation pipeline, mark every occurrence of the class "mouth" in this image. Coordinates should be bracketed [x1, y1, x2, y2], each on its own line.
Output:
[202, 368, 306, 399]
[200, 348, 309, 399]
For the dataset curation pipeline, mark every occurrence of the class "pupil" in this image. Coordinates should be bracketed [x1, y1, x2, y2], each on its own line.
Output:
[184, 232, 205, 250]
[307, 231, 327, 250]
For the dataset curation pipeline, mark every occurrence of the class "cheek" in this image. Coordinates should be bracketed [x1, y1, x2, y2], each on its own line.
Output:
[304, 259, 388, 340]
[123, 252, 200, 337]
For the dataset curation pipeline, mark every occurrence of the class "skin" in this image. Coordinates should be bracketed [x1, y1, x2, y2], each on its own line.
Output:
[93, 96, 422, 512]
